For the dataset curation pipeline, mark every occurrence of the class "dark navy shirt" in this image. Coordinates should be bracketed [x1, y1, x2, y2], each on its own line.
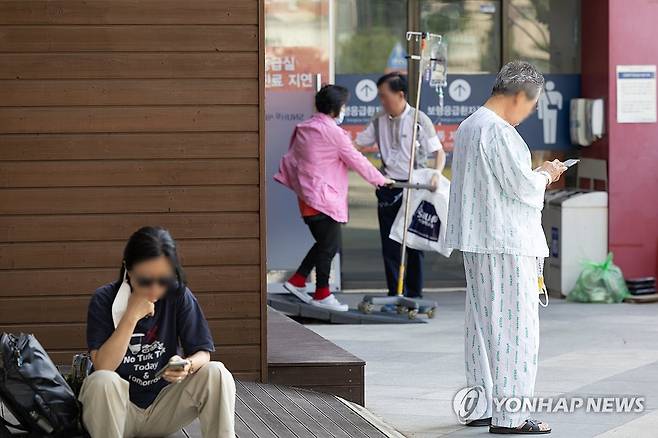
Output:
[86, 282, 215, 408]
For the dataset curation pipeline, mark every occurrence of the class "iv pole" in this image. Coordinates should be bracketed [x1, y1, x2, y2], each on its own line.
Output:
[358, 31, 446, 319]
[395, 31, 428, 297]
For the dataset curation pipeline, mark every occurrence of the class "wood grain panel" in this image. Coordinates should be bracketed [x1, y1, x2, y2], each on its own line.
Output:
[0, 0, 265, 378]
[185, 267, 262, 296]
[214, 346, 264, 373]
[0, 159, 258, 188]
[0, 239, 259, 269]
[0, 25, 257, 52]
[206, 319, 260, 347]
[0, 186, 259, 215]
[0, 53, 258, 79]
[0, 106, 258, 134]
[233, 371, 260, 382]
[48, 346, 262, 371]
[268, 366, 363, 386]
[0, 1, 258, 25]
[0, 79, 259, 106]
[257, 0, 267, 383]
[0, 213, 259, 242]
[0, 320, 260, 349]
[211, 347, 269, 372]
[196, 292, 262, 321]
[0, 266, 261, 296]
[0, 292, 260, 324]
[0, 132, 259, 161]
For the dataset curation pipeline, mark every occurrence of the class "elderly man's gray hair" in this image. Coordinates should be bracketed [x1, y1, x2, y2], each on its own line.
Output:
[492, 60, 545, 99]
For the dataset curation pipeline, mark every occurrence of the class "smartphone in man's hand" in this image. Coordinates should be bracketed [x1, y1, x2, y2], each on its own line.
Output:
[563, 159, 580, 168]
[155, 358, 189, 379]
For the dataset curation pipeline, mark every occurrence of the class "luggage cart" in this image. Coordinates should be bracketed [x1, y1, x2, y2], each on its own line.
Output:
[358, 31, 447, 320]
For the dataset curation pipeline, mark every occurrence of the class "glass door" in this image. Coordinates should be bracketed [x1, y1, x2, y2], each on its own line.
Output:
[265, 0, 336, 290]
[334, 0, 411, 289]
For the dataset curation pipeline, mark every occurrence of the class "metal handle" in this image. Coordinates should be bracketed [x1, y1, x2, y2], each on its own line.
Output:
[391, 182, 436, 192]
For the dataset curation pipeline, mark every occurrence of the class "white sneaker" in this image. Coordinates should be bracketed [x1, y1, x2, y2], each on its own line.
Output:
[283, 281, 312, 304]
[310, 294, 349, 312]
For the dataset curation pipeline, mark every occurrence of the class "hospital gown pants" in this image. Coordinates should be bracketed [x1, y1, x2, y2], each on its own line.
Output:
[463, 252, 540, 428]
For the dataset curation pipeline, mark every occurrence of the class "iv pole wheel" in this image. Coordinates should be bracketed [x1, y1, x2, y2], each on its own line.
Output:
[358, 302, 373, 314]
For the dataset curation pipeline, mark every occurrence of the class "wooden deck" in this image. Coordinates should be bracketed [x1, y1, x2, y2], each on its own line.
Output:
[267, 308, 365, 405]
[233, 381, 393, 438]
[175, 381, 397, 437]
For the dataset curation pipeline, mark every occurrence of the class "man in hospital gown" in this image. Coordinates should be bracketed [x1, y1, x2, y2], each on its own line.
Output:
[446, 61, 566, 434]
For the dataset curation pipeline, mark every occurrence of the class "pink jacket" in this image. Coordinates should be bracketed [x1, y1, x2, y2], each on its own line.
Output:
[274, 113, 387, 223]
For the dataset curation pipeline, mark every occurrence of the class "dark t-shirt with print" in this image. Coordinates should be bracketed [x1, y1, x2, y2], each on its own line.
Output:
[86, 282, 215, 408]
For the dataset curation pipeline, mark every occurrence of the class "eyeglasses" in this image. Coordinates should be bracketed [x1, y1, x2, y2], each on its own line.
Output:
[132, 275, 177, 288]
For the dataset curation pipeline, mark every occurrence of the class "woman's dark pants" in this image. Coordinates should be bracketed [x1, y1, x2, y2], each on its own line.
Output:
[296, 214, 341, 288]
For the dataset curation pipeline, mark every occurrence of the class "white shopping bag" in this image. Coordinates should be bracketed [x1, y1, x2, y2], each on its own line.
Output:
[389, 168, 453, 257]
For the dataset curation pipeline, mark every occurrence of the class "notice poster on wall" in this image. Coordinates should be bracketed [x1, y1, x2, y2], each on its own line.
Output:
[616, 65, 657, 123]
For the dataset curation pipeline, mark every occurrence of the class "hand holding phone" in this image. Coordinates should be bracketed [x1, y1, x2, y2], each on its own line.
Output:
[563, 159, 580, 168]
[156, 357, 190, 380]
[536, 159, 567, 184]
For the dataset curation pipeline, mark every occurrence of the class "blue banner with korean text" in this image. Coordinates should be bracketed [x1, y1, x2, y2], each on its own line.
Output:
[336, 73, 580, 151]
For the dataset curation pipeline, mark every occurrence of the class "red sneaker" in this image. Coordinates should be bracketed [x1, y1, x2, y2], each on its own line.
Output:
[283, 273, 311, 303]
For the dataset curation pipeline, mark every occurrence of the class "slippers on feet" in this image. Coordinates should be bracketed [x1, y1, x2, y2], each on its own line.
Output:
[489, 419, 551, 434]
[465, 417, 492, 427]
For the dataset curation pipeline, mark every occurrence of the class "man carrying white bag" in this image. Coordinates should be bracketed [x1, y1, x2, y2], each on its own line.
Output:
[389, 168, 453, 258]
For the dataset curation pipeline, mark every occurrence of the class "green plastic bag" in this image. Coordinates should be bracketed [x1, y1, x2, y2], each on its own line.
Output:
[567, 253, 630, 303]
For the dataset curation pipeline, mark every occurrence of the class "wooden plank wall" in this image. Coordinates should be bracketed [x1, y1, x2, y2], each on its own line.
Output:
[0, 0, 266, 382]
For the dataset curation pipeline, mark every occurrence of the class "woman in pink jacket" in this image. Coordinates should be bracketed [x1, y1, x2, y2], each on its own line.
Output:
[274, 85, 393, 311]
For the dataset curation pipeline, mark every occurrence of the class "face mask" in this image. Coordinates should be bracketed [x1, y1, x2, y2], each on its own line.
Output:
[335, 107, 346, 125]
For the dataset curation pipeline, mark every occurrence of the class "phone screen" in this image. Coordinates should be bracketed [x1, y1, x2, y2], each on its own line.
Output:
[155, 359, 188, 379]
[563, 159, 580, 168]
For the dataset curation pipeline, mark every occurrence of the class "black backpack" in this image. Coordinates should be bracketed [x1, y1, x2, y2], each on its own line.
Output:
[0, 333, 84, 437]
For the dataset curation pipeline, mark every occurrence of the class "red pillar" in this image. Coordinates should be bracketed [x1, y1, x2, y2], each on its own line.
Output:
[581, 0, 658, 279]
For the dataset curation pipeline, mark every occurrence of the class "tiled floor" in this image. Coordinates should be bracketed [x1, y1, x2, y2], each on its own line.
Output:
[309, 290, 658, 438]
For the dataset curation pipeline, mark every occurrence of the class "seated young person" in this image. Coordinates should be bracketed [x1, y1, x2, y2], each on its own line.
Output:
[79, 226, 236, 438]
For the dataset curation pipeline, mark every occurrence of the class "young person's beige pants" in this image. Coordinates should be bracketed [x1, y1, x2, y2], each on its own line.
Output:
[79, 361, 236, 438]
